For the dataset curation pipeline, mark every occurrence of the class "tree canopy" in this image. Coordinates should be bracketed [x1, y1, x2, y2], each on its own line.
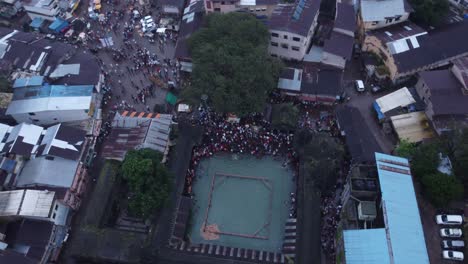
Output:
[183, 13, 282, 116]
[408, 0, 449, 26]
[271, 103, 299, 131]
[421, 172, 463, 207]
[121, 149, 171, 218]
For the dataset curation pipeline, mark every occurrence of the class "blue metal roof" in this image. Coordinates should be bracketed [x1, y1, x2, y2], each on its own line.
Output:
[375, 152, 429, 264]
[30, 17, 44, 28]
[49, 18, 69, 32]
[343, 228, 391, 264]
[13, 76, 44, 88]
[12, 85, 94, 101]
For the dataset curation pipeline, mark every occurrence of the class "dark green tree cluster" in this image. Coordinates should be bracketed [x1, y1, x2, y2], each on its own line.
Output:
[395, 138, 464, 207]
[294, 130, 345, 193]
[121, 149, 171, 218]
[271, 103, 299, 131]
[409, 0, 449, 26]
[183, 13, 282, 116]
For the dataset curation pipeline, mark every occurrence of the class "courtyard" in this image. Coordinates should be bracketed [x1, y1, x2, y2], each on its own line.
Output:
[189, 154, 295, 253]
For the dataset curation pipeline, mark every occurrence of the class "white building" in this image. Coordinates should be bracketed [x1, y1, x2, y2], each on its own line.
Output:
[359, 0, 413, 31]
[268, 0, 320, 61]
[23, 0, 62, 21]
[0, 189, 70, 226]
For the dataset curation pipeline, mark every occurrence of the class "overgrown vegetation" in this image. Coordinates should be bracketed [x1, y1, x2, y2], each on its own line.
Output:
[182, 12, 282, 116]
[395, 132, 466, 207]
[121, 149, 172, 218]
[408, 0, 450, 26]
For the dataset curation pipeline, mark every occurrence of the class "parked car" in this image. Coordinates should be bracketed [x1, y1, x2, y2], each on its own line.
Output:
[436, 214, 463, 225]
[355, 80, 365, 92]
[440, 228, 463, 238]
[442, 250, 464, 261]
[442, 240, 465, 249]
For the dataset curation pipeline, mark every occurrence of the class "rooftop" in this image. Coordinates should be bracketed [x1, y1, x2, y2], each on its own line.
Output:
[16, 156, 79, 188]
[101, 111, 172, 160]
[392, 20, 468, 73]
[0, 123, 44, 157]
[0, 189, 54, 218]
[323, 31, 354, 60]
[334, 3, 356, 33]
[343, 228, 391, 264]
[360, 0, 409, 22]
[419, 69, 468, 116]
[277, 67, 302, 92]
[375, 152, 429, 263]
[174, 0, 205, 59]
[452, 56, 468, 88]
[37, 123, 85, 160]
[269, 0, 320, 36]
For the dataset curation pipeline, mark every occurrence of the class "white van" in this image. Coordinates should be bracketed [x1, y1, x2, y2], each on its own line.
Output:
[442, 240, 465, 249]
[436, 214, 463, 225]
[355, 80, 365, 92]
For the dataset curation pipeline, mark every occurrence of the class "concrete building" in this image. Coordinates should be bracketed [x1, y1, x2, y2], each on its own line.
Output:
[268, 0, 320, 61]
[342, 153, 429, 264]
[22, 0, 61, 21]
[203, 0, 278, 16]
[362, 20, 468, 81]
[321, 3, 356, 69]
[359, 0, 413, 31]
[415, 59, 468, 134]
[277, 66, 344, 103]
[101, 111, 173, 161]
[0, 28, 103, 129]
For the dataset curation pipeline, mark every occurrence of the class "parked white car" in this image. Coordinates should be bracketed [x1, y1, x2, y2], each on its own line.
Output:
[355, 80, 365, 92]
[441, 240, 465, 249]
[440, 228, 463, 238]
[442, 250, 464, 261]
[436, 214, 463, 225]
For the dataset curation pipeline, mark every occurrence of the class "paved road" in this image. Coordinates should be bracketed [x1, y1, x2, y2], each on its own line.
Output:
[343, 58, 396, 154]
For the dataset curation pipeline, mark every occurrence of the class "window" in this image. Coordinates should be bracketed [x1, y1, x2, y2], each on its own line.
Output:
[261, 8, 266, 11]
[45, 156, 55, 160]
[292, 46, 300, 51]
[271, 54, 277, 57]
[32, 119, 39, 122]
[214, 7, 220, 11]
[283, 35, 288, 39]
[371, 21, 378, 25]
[271, 33, 279, 37]
[206, 1, 211, 8]
[385, 18, 393, 24]
[52, 213, 56, 219]
[271, 42, 278, 47]
[221, 1, 225, 4]
[395, 16, 401, 21]
[292, 37, 300, 42]
[55, 205, 58, 210]
[281, 43, 288, 49]
[28, 113, 36, 116]
[231, 1, 235, 3]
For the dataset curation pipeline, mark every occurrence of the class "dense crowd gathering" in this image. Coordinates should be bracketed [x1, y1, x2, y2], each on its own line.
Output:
[320, 194, 342, 260]
[183, 108, 298, 195]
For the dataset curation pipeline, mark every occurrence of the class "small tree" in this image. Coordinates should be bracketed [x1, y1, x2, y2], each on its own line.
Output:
[395, 139, 417, 159]
[421, 172, 464, 207]
[121, 149, 171, 218]
[271, 103, 299, 131]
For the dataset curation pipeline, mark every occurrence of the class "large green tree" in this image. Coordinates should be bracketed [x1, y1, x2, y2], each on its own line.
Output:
[421, 172, 464, 207]
[409, 0, 449, 26]
[183, 13, 282, 116]
[121, 149, 171, 218]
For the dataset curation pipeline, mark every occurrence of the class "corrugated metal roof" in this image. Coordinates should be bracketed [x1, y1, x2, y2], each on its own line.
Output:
[343, 228, 391, 264]
[13, 76, 44, 88]
[19, 190, 54, 218]
[390, 111, 434, 143]
[49, 64, 80, 78]
[375, 87, 415, 114]
[0, 190, 24, 216]
[375, 152, 429, 264]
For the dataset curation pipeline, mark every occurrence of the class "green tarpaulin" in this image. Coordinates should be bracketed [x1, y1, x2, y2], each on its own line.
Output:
[165, 92, 177, 105]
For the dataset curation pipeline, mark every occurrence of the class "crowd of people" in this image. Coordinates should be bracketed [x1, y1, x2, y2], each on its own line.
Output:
[183, 108, 298, 195]
[320, 194, 342, 261]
